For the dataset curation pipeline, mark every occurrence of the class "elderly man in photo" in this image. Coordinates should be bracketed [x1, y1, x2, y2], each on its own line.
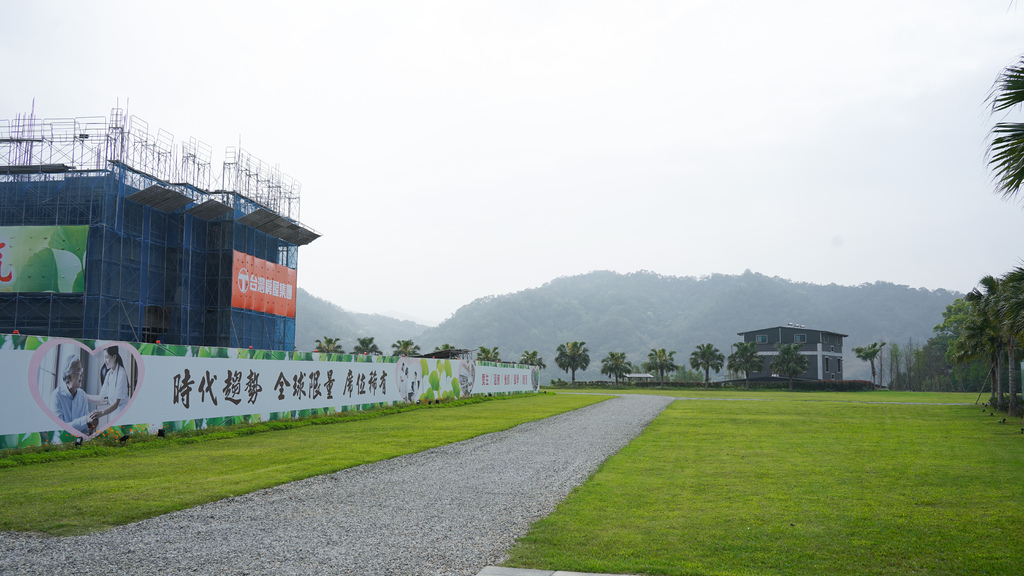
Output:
[50, 356, 98, 435]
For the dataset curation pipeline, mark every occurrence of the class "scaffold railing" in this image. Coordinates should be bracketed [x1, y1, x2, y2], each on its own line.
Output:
[1, 107, 302, 222]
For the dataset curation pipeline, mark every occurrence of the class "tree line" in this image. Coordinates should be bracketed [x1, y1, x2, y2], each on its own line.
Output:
[310, 334, 822, 391]
[840, 50, 1024, 414]
[549, 340, 811, 390]
[311, 335, 525, 365]
[945, 271, 1024, 418]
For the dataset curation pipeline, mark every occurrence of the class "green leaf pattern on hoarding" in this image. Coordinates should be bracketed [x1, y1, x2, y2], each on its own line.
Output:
[18, 248, 60, 292]
[48, 225, 87, 261]
[417, 357, 461, 402]
[1, 226, 87, 293]
[11, 335, 45, 350]
[51, 248, 82, 292]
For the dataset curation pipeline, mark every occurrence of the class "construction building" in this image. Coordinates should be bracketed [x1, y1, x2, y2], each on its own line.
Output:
[0, 107, 319, 350]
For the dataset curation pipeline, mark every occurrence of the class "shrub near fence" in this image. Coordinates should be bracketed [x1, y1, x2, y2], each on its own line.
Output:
[546, 379, 875, 392]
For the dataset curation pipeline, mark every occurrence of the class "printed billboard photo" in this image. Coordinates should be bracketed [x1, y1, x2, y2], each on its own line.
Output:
[31, 340, 142, 438]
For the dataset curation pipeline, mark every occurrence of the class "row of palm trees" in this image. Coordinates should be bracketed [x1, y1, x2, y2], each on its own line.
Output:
[549, 340, 809, 389]
[310, 336, 815, 390]
[311, 337, 546, 367]
[313, 336, 421, 357]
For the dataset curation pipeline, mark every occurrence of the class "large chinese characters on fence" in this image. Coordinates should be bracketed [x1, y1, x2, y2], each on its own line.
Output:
[0, 334, 539, 449]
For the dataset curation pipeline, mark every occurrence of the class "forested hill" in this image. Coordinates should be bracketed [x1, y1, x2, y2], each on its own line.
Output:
[415, 270, 960, 382]
[295, 288, 428, 353]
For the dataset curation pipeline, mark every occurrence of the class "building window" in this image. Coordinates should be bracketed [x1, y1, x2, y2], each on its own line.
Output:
[830, 345, 835, 352]
[825, 357, 830, 371]
[838, 359, 842, 372]
[756, 334, 767, 344]
[794, 334, 806, 343]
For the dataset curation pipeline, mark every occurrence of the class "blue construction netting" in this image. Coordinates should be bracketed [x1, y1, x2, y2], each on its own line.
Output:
[0, 165, 298, 350]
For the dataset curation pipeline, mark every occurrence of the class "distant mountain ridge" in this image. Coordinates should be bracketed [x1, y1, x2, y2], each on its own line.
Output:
[295, 288, 429, 353]
[298, 270, 960, 382]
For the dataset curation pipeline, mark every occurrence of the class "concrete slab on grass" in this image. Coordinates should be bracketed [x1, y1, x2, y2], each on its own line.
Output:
[476, 567, 638, 576]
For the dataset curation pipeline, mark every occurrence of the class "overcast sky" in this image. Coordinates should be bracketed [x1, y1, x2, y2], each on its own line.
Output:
[4, 1, 1024, 325]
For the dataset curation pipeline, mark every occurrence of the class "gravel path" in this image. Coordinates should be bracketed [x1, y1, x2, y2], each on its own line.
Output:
[0, 394, 673, 576]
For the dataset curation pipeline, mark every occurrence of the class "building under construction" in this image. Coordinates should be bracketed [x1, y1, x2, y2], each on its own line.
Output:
[0, 107, 319, 350]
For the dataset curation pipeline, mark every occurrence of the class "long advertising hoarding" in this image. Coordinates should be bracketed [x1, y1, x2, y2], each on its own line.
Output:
[0, 334, 539, 449]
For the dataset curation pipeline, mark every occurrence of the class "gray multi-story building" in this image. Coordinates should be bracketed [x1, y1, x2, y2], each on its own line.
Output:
[737, 324, 847, 381]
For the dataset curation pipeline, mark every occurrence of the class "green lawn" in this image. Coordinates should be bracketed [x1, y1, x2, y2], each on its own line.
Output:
[0, 393, 606, 536]
[506, 397, 1024, 576]
[549, 386, 978, 404]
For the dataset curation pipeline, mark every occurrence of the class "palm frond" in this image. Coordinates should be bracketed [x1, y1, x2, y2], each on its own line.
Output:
[990, 60, 1024, 113]
[987, 122, 1024, 200]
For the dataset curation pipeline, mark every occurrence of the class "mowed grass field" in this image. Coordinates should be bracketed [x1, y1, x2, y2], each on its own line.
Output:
[0, 393, 606, 536]
[551, 387, 977, 404]
[505, 394, 1024, 576]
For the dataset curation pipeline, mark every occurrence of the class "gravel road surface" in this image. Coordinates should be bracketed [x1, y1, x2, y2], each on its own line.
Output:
[0, 394, 673, 576]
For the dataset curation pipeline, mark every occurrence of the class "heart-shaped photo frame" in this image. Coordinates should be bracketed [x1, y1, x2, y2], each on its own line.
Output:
[28, 339, 145, 439]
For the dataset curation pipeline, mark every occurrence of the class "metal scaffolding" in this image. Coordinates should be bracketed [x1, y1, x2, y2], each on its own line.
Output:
[0, 106, 303, 223]
[0, 105, 317, 351]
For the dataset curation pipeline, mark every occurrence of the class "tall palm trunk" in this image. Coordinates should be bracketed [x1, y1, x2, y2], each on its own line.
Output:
[990, 355, 999, 406]
[1009, 339, 1019, 417]
[996, 350, 1005, 407]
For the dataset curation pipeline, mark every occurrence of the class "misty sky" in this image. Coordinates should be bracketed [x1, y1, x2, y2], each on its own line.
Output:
[4, 1, 1024, 325]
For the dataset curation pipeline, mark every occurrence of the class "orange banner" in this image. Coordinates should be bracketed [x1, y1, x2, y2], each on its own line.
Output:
[231, 251, 297, 318]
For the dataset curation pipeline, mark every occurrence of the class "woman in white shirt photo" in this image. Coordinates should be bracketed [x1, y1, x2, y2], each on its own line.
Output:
[88, 347, 130, 422]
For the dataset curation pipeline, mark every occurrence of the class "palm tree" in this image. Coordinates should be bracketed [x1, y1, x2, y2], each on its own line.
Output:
[689, 343, 724, 389]
[477, 346, 501, 362]
[983, 56, 1024, 413]
[352, 336, 381, 355]
[727, 341, 762, 389]
[644, 348, 677, 386]
[998, 267, 1024, 417]
[519, 350, 546, 369]
[391, 339, 421, 357]
[965, 275, 1005, 406]
[314, 336, 344, 354]
[987, 59, 1024, 201]
[887, 343, 904, 390]
[600, 351, 630, 384]
[433, 343, 456, 352]
[771, 342, 809, 390]
[852, 342, 886, 388]
[555, 341, 590, 383]
[950, 300, 1000, 403]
